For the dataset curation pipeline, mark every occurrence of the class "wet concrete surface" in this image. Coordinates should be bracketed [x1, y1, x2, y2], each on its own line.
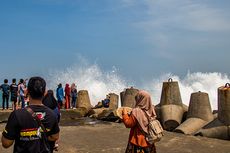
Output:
[0, 118, 230, 153]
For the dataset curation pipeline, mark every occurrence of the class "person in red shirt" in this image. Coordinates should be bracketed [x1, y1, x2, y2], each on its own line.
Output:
[64, 83, 71, 109]
[122, 90, 157, 153]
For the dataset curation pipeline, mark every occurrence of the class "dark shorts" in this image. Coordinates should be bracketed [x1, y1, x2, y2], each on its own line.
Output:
[11, 96, 17, 102]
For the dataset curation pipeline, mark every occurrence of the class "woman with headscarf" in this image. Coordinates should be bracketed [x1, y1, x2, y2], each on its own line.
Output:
[42, 90, 60, 122]
[70, 83, 77, 109]
[42, 90, 60, 151]
[56, 83, 64, 109]
[64, 83, 71, 109]
[122, 90, 157, 153]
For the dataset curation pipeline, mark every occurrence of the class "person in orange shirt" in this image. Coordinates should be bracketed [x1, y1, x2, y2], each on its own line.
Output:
[122, 90, 157, 153]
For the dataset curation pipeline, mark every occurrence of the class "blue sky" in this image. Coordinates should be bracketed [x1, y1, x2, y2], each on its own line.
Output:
[0, 0, 230, 84]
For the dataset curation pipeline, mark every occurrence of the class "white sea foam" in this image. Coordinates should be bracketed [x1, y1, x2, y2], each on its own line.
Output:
[47, 62, 128, 107]
[47, 61, 230, 110]
[144, 72, 230, 110]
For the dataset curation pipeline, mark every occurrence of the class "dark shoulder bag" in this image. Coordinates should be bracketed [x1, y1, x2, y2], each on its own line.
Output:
[26, 107, 51, 153]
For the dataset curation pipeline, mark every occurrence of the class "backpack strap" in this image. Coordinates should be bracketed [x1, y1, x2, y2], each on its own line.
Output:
[25, 107, 48, 133]
[25, 107, 51, 153]
[142, 109, 156, 122]
[138, 109, 157, 134]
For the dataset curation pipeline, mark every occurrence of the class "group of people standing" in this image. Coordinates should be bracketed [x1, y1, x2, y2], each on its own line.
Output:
[0, 78, 27, 110]
[0, 78, 78, 111]
[0, 78, 78, 153]
[1, 76, 60, 153]
[56, 83, 78, 109]
[1, 77, 158, 153]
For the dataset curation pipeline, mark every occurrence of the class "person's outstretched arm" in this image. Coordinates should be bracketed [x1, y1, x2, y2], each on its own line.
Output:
[122, 108, 137, 128]
[1, 111, 18, 148]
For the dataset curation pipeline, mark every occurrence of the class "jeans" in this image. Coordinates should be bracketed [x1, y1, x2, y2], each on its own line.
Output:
[20, 95, 25, 108]
[71, 97, 77, 108]
[2, 94, 9, 109]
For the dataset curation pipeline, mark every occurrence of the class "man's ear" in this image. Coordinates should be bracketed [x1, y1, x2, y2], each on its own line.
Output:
[44, 90, 48, 96]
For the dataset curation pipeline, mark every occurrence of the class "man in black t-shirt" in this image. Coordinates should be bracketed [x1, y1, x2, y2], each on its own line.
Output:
[10, 78, 18, 110]
[1, 76, 60, 153]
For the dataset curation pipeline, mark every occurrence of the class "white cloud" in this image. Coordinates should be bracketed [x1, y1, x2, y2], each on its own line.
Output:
[124, 0, 230, 60]
[137, 0, 230, 32]
[185, 7, 230, 31]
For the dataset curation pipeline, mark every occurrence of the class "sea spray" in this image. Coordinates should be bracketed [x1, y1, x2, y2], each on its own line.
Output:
[34, 51, 229, 111]
[47, 63, 128, 107]
[47, 61, 230, 110]
[0, 67, 229, 110]
[144, 72, 230, 110]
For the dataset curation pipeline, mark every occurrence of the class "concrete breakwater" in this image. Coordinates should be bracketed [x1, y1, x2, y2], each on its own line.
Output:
[1, 79, 230, 141]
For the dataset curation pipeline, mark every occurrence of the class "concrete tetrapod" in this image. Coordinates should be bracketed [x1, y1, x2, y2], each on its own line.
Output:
[160, 78, 185, 131]
[174, 91, 214, 134]
[195, 118, 230, 140]
[121, 87, 139, 108]
[120, 91, 125, 107]
[195, 83, 230, 140]
[76, 90, 92, 111]
[161, 105, 184, 131]
[108, 93, 119, 110]
[155, 104, 188, 122]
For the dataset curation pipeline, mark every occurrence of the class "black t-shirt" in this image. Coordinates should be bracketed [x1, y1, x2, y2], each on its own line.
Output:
[10, 83, 18, 99]
[2, 105, 60, 153]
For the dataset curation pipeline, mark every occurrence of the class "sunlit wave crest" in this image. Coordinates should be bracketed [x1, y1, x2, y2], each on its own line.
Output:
[47, 61, 230, 110]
